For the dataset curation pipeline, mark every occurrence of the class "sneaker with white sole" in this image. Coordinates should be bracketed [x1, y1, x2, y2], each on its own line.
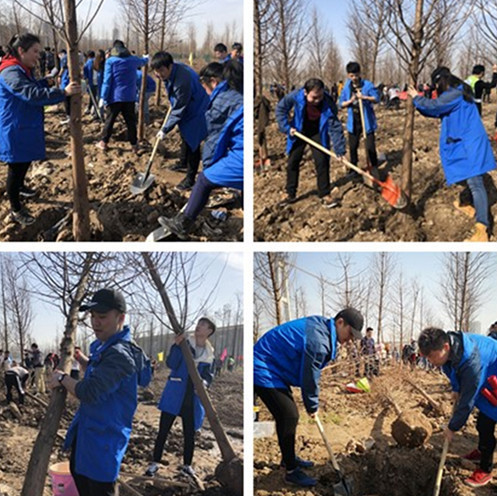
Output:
[181, 465, 196, 478]
[60, 117, 70, 125]
[144, 462, 158, 477]
[20, 186, 37, 198]
[9, 209, 35, 226]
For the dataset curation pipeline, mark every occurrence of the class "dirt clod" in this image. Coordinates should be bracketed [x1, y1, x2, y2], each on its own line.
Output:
[391, 411, 433, 448]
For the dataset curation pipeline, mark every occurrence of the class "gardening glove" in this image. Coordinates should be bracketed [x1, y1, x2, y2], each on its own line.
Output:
[156, 129, 166, 141]
[98, 98, 105, 109]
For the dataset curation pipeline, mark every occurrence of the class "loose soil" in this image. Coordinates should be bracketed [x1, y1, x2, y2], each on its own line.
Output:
[254, 365, 493, 495]
[0, 100, 243, 242]
[254, 97, 497, 241]
[0, 367, 243, 495]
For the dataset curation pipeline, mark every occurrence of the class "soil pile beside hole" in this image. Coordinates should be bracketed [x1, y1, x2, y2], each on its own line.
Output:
[391, 411, 432, 448]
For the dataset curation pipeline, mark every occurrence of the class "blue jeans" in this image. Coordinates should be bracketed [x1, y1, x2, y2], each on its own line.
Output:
[467, 174, 489, 226]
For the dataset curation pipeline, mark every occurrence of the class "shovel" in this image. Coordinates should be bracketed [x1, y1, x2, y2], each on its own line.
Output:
[315, 415, 353, 496]
[146, 203, 187, 242]
[86, 80, 104, 124]
[130, 105, 172, 195]
[293, 130, 407, 209]
[433, 437, 450, 496]
[356, 89, 374, 188]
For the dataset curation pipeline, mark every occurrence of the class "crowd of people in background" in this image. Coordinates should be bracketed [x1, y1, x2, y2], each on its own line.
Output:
[0, 35, 244, 234]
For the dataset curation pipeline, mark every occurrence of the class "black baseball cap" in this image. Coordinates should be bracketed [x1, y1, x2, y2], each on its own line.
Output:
[335, 308, 364, 339]
[80, 288, 126, 313]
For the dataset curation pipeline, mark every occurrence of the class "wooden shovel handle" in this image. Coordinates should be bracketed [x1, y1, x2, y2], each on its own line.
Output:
[148, 105, 173, 166]
[433, 437, 450, 496]
[315, 415, 341, 473]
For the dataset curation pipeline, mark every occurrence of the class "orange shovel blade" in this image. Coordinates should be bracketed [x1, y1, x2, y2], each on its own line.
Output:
[378, 175, 407, 209]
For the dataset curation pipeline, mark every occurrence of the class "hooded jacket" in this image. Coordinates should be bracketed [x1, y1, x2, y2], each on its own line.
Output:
[162, 63, 209, 150]
[276, 88, 345, 156]
[101, 46, 147, 104]
[0, 59, 65, 163]
[443, 331, 497, 431]
[254, 316, 338, 414]
[158, 339, 214, 431]
[65, 326, 151, 482]
[413, 87, 496, 184]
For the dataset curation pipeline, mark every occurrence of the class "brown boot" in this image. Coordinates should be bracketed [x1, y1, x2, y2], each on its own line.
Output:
[464, 222, 488, 242]
[453, 200, 475, 218]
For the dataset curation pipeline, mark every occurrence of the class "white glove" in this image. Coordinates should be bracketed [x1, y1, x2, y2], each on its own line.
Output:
[142, 54, 149, 60]
[156, 130, 166, 140]
[98, 98, 105, 109]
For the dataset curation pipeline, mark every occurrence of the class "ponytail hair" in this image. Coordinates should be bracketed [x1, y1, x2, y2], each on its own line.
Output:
[431, 66, 473, 102]
[222, 59, 243, 93]
[7, 33, 40, 58]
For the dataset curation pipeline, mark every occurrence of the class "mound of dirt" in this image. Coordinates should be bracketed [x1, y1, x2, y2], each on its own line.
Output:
[0, 103, 242, 242]
[391, 411, 433, 448]
[254, 99, 497, 241]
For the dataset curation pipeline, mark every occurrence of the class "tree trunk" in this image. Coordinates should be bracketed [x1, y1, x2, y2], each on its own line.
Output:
[401, 0, 424, 200]
[155, 0, 168, 107]
[267, 253, 282, 325]
[138, 0, 149, 141]
[63, 0, 91, 240]
[21, 255, 93, 496]
[254, 0, 263, 96]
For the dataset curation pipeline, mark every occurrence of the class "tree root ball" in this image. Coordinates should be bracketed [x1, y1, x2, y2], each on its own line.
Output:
[215, 457, 243, 495]
[391, 411, 432, 448]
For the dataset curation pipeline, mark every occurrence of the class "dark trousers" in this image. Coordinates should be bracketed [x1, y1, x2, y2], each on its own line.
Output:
[255, 385, 299, 471]
[477, 411, 496, 473]
[286, 131, 330, 198]
[87, 85, 98, 113]
[7, 162, 31, 211]
[184, 172, 217, 221]
[5, 373, 27, 404]
[102, 101, 137, 145]
[64, 96, 71, 117]
[152, 382, 195, 466]
[348, 129, 378, 168]
[183, 140, 201, 185]
[179, 138, 188, 166]
[70, 437, 117, 496]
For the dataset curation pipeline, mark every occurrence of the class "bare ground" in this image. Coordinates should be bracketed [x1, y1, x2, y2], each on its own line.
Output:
[0, 100, 243, 242]
[254, 98, 497, 242]
[254, 365, 492, 496]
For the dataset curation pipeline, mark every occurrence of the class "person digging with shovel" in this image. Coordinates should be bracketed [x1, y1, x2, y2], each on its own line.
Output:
[151, 51, 209, 191]
[254, 308, 364, 487]
[275, 77, 346, 207]
[150, 61, 243, 241]
[408, 66, 496, 242]
[419, 327, 497, 488]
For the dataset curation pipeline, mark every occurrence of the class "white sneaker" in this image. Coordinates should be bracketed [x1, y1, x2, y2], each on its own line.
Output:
[145, 462, 158, 477]
[181, 465, 196, 478]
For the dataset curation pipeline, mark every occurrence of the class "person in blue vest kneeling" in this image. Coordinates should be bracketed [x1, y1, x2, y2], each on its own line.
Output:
[419, 327, 497, 488]
[254, 308, 364, 487]
[145, 318, 216, 479]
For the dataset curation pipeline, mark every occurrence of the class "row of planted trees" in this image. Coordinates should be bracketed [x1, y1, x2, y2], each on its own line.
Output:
[0, 251, 243, 495]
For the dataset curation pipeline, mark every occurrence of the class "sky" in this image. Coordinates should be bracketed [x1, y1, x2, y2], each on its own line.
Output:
[7, 251, 244, 353]
[255, 252, 497, 341]
[92, 0, 243, 45]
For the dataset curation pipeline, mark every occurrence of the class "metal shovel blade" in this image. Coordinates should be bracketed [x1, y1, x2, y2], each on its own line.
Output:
[145, 225, 173, 242]
[334, 471, 353, 496]
[130, 172, 156, 195]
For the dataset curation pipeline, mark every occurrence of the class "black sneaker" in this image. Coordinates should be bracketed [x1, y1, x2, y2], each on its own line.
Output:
[279, 194, 296, 207]
[284, 468, 317, 487]
[20, 186, 37, 198]
[158, 213, 194, 239]
[145, 463, 158, 477]
[174, 178, 194, 192]
[281, 456, 315, 469]
[8, 209, 35, 226]
[171, 162, 187, 172]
